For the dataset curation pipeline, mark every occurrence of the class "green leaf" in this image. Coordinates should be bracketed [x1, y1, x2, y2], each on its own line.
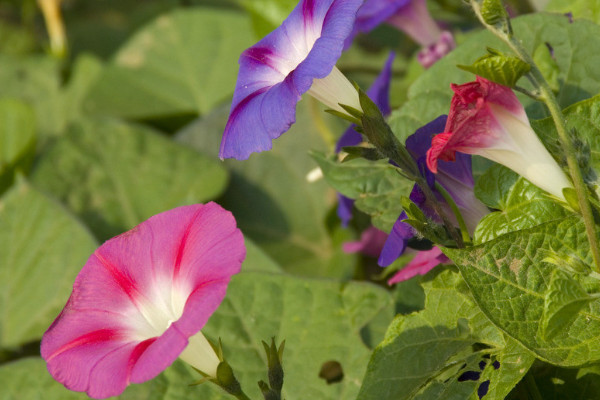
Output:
[388, 14, 600, 143]
[541, 270, 595, 340]
[473, 165, 569, 244]
[0, 54, 103, 138]
[534, 362, 600, 400]
[0, 357, 152, 399]
[177, 101, 356, 278]
[242, 238, 283, 273]
[31, 119, 228, 241]
[458, 51, 530, 87]
[84, 8, 254, 120]
[444, 216, 600, 366]
[475, 338, 535, 400]
[546, 0, 600, 24]
[0, 181, 97, 348]
[357, 268, 504, 400]
[0, 99, 36, 193]
[312, 152, 412, 232]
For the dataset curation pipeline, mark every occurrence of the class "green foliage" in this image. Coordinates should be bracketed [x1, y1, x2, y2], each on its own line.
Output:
[458, 49, 531, 87]
[84, 8, 254, 120]
[0, 99, 36, 193]
[545, 0, 600, 24]
[358, 268, 511, 400]
[473, 165, 569, 243]
[0, 181, 97, 349]
[177, 101, 356, 278]
[445, 216, 600, 366]
[31, 118, 228, 240]
[388, 14, 600, 141]
[234, 0, 297, 37]
[531, 94, 600, 185]
[312, 152, 411, 232]
[0, 54, 102, 138]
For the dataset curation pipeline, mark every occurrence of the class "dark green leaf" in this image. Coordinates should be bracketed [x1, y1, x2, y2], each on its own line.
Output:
[458, 52, 530, 87]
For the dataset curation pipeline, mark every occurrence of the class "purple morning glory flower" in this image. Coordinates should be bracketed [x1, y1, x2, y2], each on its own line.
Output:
[378, 115, 489, 271]
[348, 0, 455, 68]
[220, 0, 364, 160]
[336, 52, 395, 227]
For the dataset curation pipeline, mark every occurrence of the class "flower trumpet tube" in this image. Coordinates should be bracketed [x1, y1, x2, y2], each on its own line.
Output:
[41, 204, 245, 399]
[349, 0, 455, 68]
[426, 76, 573, 200]
[220, 0, 364, 160]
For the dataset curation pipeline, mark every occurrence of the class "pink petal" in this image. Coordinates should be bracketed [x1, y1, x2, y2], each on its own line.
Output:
[41, 203, 245, 398]
[387, 247, 450, 285]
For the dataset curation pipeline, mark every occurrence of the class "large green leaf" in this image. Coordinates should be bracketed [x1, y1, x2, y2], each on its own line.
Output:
[84, 8, 254, 120]
[473, 165, 569, 243]
[31, 118, 228, 241]
[0, 99, 36, 193]
[312, 153, 411, 232]
[358, 269, 505, 400]
[0, 54, 103, 138]
[388, 14, 600, 142]
[445, 216, 600, 366]
[177, 100, 356, 278]
[0, 181, 97, 349]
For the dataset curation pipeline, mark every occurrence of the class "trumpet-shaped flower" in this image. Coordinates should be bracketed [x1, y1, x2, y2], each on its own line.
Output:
[426, 76, 572, 200]
[379, 115, 488, 271]
[41, 204, 245, 399]
[220, 0, 364, 160]
[348, 0, 455, 68]
[336, 52, 395, 226]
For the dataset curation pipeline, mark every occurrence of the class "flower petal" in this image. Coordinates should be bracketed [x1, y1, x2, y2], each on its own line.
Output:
[220, 0, 363, 160]
[387, 246, 449, 284]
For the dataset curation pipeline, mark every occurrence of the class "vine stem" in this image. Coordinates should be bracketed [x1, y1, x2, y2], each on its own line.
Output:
[470, 0, 600, 273]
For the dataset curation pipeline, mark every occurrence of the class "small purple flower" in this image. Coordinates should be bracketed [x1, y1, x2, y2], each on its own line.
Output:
[220, 0, 364, 160]
[378, 115, 489, 273]
[336, 52, 395, 227]
[348, 0, 455, 68]
[41, 204, 245, 398]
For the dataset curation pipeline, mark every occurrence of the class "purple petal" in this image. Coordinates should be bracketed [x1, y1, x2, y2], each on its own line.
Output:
[335, 126, 363, 153]
[42, 203, 245, 398]
[336, 193, 355, 227]
[220, 0, 364, 160]
[353, 0, 412, 36]
[366, 51, 395, 116]
[378, 212, 414, 267]
[387, 246, 449, 284]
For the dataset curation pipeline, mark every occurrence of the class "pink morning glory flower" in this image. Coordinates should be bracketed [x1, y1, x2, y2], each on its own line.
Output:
[348, 0, 455, 68]
[41, 203, 245, 399]
[220, 0, 364, 160]
[426, 76, 572, 200]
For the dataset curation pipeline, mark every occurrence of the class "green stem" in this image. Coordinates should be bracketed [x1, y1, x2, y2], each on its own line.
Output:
[233, 393, 252, 400]
[434, 182, 472, 245]
[470, 0, 600, 273]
